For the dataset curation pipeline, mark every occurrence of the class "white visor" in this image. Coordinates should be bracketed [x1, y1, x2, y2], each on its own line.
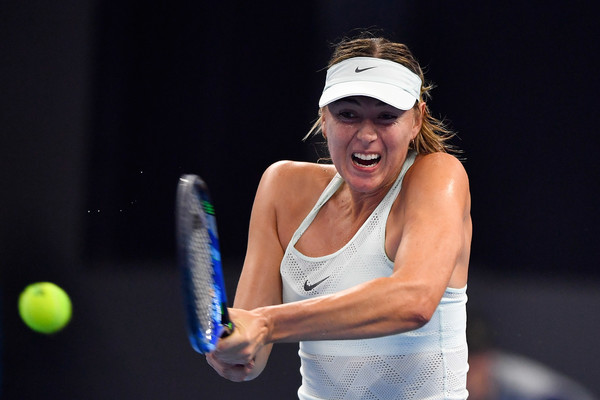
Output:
[318, 57, 422, 110]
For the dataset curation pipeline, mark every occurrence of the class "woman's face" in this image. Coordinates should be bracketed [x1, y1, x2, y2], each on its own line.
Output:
[322, 96, 423, 195]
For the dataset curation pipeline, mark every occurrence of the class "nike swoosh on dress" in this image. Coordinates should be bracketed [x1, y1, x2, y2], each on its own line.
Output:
[303, 276, 330, 291]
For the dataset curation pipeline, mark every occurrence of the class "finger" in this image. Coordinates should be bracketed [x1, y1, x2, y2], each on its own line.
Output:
[214, 339, 256, 365]
[214, 349, 255, 365]
[222, 364, 251, 382]
[206, 354, 255, 382]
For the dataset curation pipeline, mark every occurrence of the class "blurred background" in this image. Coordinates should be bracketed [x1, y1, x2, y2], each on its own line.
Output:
[1, 1, 599, 398]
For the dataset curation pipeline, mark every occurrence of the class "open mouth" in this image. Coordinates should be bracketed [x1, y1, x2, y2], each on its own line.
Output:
[352, 153, 381, 168]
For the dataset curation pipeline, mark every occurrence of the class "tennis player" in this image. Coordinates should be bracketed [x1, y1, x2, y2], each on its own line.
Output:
[207, 34, 472, 400]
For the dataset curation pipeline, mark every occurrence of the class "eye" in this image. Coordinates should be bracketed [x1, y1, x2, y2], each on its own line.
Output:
[336, 110, 358, 121]
[378, 112, 399, 123]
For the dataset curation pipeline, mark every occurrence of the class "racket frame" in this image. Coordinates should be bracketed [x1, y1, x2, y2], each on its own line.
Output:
[176, 174, 233, 354]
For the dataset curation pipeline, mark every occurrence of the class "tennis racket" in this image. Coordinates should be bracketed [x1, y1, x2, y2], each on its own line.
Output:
[176, 174, 233, 354]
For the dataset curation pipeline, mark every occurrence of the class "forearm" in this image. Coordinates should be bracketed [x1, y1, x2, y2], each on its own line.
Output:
[258, 275, 439, 344]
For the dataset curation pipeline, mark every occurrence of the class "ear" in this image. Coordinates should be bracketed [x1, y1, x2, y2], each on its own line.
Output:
[412, 101, 426, 140]
[320, 109, 328, 139]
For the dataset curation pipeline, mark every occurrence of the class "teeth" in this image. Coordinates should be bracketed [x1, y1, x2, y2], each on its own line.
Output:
[353, 153, 380, 161]
[352, 153, 380, 167]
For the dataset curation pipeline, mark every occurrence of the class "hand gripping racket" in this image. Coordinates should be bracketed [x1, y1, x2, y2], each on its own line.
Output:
[176, 174, 233, 353]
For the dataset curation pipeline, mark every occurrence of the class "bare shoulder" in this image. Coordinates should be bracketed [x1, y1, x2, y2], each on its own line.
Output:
[257, 160, 337, 209]
[405, 152, 469, 188]
[254, 161, 337, 250]
[402, 152, 470, 210]
[412, 152, 466, 174]
[261, 161, 335, 191]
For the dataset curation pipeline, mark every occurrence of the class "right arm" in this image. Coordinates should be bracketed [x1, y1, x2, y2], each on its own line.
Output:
[206, 161, 329, 381]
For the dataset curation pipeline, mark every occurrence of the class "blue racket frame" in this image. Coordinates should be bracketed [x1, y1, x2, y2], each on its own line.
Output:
[176, 174, 232, 354]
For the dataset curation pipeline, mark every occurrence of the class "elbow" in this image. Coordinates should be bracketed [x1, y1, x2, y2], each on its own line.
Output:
[381, 279, 442, 333]
[388, 307, 431, 332]
[406, 307, 433, 330]
[398, 291, 438, 331]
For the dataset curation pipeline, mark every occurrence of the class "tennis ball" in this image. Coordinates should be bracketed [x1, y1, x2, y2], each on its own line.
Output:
[18, 282, 72, 334]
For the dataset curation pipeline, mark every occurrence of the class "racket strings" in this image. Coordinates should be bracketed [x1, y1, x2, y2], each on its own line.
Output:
[187, 197, 220, 342]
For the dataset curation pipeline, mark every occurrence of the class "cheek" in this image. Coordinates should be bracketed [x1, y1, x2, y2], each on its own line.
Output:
[326, 135, 342, 157]
[323, 122, 348, 149]
[387, 123, 413, 146]
[325, 134, 351, 166]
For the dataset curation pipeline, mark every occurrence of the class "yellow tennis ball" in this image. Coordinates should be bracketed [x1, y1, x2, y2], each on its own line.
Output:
[18, 282, 72, 334]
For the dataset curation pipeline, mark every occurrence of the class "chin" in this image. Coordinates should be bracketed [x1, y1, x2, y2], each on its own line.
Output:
[346, 174, 386, 194]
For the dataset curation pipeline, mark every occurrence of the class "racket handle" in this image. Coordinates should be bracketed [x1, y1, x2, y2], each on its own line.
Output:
[221, 305, 234, 338]
[221, 323, 234, 338]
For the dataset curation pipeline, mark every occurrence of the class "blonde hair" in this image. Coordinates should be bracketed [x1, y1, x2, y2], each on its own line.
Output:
[307, 36, 457, 155]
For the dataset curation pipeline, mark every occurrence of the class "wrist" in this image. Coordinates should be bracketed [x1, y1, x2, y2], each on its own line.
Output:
[255, 306, 275, 345]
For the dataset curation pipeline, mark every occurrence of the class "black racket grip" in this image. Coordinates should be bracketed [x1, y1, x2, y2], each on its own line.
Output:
[221, 306, 234, 338]
[221, 324, 233, 338]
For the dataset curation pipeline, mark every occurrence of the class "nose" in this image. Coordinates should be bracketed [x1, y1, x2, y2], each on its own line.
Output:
[355, 120, 378, 143]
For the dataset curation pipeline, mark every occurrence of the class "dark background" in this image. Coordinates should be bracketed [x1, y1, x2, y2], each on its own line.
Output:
[1, 1, 599, 398]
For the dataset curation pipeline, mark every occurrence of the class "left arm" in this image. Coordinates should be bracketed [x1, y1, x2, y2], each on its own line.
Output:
[214, 153, 471, 364]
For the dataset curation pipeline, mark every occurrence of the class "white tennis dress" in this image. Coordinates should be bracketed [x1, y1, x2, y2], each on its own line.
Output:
[281, 151, 469, 400]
